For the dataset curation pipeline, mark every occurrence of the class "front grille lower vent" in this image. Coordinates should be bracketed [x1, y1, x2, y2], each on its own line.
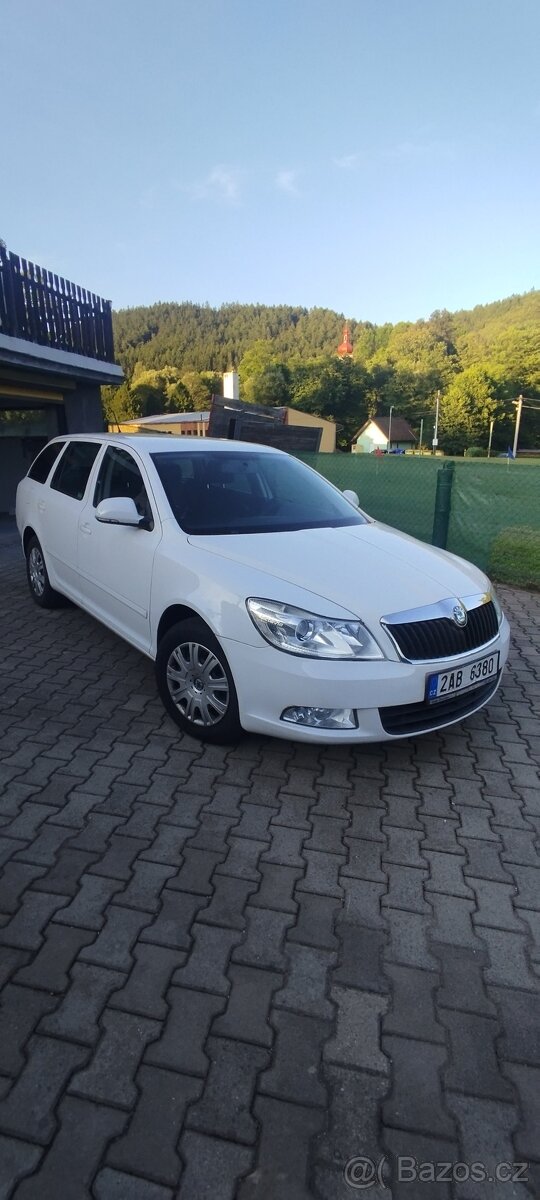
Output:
[379, 675, 500, 736]
[385, 600, 499, 662]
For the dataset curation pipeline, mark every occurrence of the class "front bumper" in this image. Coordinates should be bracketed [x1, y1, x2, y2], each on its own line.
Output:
[222, 615, 511, 743]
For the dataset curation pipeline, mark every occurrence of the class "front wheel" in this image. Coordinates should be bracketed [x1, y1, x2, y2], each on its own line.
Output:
[156, 619, 242, 743]
[25, 536, 64, 608]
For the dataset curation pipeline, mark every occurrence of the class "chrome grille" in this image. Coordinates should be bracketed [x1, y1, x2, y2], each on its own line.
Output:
[385, 600, 499, 662]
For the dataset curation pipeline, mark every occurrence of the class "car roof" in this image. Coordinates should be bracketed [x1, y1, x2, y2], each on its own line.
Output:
[49, 433, 282, 456]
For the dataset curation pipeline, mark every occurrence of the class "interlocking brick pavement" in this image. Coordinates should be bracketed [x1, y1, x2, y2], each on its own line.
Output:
[0, 524, 539, 1197]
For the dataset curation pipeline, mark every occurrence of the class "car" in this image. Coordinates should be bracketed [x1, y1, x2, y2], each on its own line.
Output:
[16, 434, 510, 745]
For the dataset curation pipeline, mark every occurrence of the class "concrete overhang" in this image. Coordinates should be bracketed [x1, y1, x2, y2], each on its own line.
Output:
[0, 333, 124, 386]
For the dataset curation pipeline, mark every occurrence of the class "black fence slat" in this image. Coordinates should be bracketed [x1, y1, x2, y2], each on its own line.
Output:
[51, 274, 65, 350]
[57, 276, 71, 352]
[74, 282, 84, 355]
[81, 287, 92, 356]
[41, 266, 54, 348]
[19, 257, 32, 340]
[103, 300, 114, 361]
[23, 258, 36, 342]
[66, 278, 78, 353]
[11, 255, 29, 342]
[32, 261, 50, 346]
[93, 294, 102, 357]
[46, 270, 60, 346]
[0, 243, 10, 332]
[93, 293, 104, 358]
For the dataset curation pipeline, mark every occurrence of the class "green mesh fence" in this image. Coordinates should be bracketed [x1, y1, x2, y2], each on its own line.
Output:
[447, 462, 540, 585]
[297, 454, 540, 588]
[298, 454, 442, 544]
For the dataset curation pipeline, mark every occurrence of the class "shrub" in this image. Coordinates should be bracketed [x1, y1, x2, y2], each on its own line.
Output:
[489, 527, 540, 590]
[464, 446, 486, 457]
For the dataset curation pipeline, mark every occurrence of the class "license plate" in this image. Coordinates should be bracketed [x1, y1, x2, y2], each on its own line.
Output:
[427, 651, 500, 702]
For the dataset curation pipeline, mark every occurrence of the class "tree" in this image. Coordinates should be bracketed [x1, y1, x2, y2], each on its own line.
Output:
[438, 367, 506, 454]
[107, 291, 540, 452]
[129, 367, 190, 417]
[251, 363, 292, 406]
[181, 372, 214, 411]
[289, 356, 370, 448]
[490, 325, 540, 396]
[101, 383, 135, 425]
[238, 340, 277, 401]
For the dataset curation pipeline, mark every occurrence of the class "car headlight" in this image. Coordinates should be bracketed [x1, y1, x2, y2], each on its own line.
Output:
[246, 599, 385, 660]
[490, 588, 503, 626]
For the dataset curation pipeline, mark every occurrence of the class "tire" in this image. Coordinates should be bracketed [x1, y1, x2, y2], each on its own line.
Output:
[156, 618, 242, 743]
[25, 536, 64, 609]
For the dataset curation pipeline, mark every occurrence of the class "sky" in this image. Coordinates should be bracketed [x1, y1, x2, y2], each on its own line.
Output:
[3, 0, 540, 324]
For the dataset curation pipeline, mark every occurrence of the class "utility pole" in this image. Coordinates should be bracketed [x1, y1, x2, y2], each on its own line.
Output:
[487, 418, 495, 458]
[432, 391, 440, 454]
[512, 395, 523, 459]
[388, 405, 394, 454]
[419, 418, 424, 454]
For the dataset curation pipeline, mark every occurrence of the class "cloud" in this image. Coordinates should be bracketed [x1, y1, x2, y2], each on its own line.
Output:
[181, 164, 243, 204]
[275, 169, 300, 196]
[207, 165, 241, 202]
[334, 153, 361, 170]
[384, 139, 456, 162]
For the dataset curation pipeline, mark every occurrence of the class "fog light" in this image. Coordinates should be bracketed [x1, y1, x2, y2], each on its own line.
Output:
[281, 706, 358, 730]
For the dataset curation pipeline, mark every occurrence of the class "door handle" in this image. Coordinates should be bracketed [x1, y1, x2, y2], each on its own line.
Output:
[79, 522, 92, 535]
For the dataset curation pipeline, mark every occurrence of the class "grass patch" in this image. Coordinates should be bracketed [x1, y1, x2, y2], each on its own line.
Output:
[489, 527, 540, 590]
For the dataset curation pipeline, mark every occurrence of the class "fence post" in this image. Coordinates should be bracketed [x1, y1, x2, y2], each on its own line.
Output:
[432, 461, 455, 549]
[0, 243, 19, 337]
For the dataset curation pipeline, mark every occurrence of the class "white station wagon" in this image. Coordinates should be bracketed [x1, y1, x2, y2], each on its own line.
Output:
[16, 434, 510, 744]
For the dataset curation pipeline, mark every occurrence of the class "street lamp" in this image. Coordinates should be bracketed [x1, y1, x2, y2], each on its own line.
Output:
[387, 405, 394, 453]
[512, 395, 523, 459]
[487, 418, 495, 458]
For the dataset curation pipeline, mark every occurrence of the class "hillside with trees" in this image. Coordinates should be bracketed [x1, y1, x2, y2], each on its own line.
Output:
[103, 290, 540, 453]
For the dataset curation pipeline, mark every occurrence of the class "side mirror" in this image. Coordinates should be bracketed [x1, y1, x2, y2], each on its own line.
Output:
[95, 497, 142, 527]
[342, 489, 360, 508]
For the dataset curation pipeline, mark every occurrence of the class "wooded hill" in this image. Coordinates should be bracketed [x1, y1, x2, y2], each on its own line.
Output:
[105, 289, 540, 453]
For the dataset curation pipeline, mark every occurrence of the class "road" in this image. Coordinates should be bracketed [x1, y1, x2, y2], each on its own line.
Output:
[0, 522, 539, 1198]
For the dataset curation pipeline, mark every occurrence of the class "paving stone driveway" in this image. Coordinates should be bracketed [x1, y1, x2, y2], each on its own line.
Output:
[0, 521, 539, 1199]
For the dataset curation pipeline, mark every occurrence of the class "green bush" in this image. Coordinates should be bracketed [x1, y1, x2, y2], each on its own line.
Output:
[464, 446, 486, 457]
[489, 527, 540, 590]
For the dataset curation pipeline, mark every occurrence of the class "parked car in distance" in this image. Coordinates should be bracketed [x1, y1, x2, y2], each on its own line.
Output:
[16, 434, 510, 744]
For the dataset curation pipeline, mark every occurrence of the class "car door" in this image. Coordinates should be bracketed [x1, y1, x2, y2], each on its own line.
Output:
[38, 440, 102, 595]
[76, 444, 161, 652]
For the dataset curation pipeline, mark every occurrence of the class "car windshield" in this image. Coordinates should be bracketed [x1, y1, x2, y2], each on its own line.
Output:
[151, 449, 367, 535]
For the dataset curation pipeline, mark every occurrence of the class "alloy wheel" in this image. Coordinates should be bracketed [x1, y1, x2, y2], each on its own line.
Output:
[28, 546, 46, 597]
[166, 640, 230, 726]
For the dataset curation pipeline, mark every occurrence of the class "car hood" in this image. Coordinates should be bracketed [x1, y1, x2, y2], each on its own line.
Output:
[187, 522, 490, 621]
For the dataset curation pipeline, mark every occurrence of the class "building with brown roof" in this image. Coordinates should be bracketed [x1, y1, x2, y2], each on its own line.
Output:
[351, 415, 417, 454]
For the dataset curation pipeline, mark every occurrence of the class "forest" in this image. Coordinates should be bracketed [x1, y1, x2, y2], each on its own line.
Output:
[103, 289, 540, 453]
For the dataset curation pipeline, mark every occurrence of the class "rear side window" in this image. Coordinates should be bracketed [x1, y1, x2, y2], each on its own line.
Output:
[50, 441, 101, 501]
[27, 441, 65, 484]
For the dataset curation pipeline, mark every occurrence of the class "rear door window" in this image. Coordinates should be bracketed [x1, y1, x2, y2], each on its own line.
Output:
[50, 441, 101, 501]
[27, 441, 66, 484]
